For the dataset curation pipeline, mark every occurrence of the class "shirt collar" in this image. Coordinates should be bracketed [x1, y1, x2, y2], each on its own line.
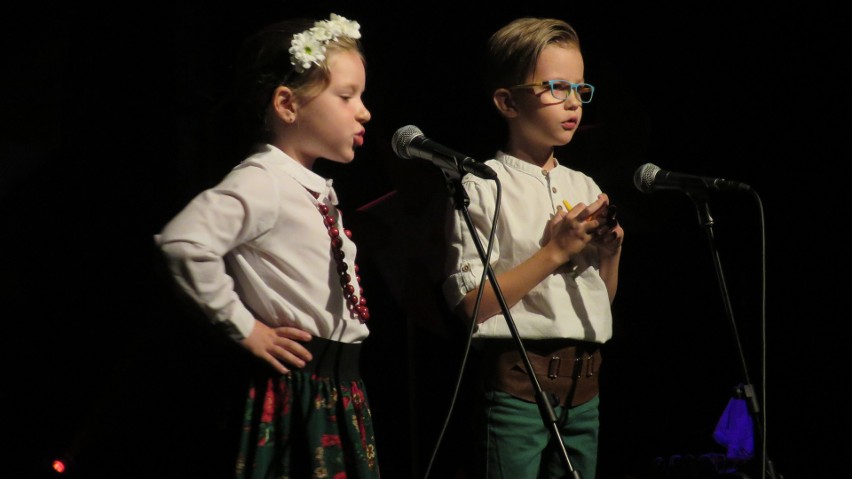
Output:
[253, 144, 339, 205]
[495, 150, 561, 177]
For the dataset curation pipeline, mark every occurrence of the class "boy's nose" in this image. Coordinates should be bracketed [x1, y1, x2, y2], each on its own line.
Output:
[563, 93, 581, 109]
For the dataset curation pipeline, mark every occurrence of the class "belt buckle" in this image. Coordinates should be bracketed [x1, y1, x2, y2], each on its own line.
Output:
[548, 355, 561, 379]
[573, 352, 595, 377]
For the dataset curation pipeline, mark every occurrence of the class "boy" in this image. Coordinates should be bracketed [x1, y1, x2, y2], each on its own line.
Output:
[442, 17, 623, 479]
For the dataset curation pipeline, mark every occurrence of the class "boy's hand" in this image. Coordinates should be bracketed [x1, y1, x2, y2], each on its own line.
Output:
[546, 200, 602, 264]
[593, 221, 624, 257]
[548, 193, 623, 261]
[588, 194, 624, 257]
[578, 194, 611, 223]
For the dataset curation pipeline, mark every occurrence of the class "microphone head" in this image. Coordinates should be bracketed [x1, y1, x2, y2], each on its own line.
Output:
[391, 125, 423, 159]
[633, 163, 660, 193]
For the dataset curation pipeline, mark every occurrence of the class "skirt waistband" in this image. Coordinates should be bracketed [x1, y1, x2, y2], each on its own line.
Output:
[295, 336, 363, 382]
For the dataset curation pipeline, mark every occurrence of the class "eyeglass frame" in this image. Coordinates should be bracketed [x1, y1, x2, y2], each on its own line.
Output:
[508, 80, 595, 104]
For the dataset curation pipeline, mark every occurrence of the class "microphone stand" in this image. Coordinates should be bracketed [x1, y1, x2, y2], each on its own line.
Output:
[443, 169, 580, 479]
[686, 191, 780, 479]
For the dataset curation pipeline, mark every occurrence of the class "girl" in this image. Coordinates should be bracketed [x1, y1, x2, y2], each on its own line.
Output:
[155, 13, 379, 478]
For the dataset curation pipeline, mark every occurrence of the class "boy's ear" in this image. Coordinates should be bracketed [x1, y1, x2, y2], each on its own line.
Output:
[493, 88, 518, 118]
[270, 85, 298, 124]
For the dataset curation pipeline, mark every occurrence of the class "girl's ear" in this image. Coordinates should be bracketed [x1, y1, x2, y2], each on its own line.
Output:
[492, 88, 518, 118]
[270, 85, 298, 124]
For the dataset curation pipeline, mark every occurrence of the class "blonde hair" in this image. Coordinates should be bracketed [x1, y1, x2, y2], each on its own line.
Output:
[485, 17, 580, 94]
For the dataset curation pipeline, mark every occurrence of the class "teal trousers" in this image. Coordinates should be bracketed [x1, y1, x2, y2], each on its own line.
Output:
[483, 390, 600, 479]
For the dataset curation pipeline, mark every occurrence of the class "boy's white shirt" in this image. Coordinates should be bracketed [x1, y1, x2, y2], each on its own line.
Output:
[443, 151, 612, 342]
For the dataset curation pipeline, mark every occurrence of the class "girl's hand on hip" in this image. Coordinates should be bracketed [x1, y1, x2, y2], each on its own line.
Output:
[241, 320, 313, 374]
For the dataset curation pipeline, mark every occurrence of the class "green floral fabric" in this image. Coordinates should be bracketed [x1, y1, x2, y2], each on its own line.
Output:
[235, 371, 380, 479]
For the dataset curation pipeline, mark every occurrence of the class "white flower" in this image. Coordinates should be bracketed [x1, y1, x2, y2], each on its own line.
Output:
[326, 14, 361, 40]
[289, 13, 361, 73]
[289, 31, 326, 71]
[309, 25, 334, 43]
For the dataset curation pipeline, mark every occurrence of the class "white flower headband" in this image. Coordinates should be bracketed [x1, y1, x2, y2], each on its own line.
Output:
[289, 13, 361, 73]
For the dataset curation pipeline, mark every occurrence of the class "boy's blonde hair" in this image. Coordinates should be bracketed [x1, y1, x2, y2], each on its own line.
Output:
[485, 17, 580, 94]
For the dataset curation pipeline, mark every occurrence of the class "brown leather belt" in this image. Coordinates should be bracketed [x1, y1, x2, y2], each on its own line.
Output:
[477, 338, 602, 407]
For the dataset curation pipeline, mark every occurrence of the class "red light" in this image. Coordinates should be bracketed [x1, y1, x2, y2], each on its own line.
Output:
[52, 460, 66, 473]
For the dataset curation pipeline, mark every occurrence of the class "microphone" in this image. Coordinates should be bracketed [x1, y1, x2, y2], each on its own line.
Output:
[633, 163, 751, 193]
[392, 125, 497, 180]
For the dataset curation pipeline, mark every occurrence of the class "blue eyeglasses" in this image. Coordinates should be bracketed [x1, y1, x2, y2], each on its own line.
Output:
[509, 80, 595, 103]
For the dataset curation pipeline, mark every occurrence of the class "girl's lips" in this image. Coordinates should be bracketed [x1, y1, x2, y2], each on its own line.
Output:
[562, 119, 577, 130]
[354, 132, 365, 147]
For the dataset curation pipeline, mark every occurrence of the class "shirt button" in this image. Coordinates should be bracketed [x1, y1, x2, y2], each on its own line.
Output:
[461, 264, 471, 272]
[541, 169, 548, 176]
[552, 187, 558, 193]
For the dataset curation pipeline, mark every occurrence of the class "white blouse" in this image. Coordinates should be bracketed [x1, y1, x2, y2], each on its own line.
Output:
[156, 144, 370, 344]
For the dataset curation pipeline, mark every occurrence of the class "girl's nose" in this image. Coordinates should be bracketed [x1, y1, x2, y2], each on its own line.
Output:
[358, 103, 371, 123]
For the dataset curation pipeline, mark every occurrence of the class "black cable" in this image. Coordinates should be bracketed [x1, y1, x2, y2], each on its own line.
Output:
[423, 179, 502, 479]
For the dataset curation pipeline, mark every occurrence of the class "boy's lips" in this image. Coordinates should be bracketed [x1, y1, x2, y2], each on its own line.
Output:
[561, 119, 578, 130]
[354, 131, 365, 147]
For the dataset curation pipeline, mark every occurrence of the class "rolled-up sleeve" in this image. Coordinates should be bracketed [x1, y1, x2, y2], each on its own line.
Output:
[442, 178, 499, 310]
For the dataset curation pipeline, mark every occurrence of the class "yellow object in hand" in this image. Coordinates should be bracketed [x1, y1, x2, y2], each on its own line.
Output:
[562, 200, 573, 211]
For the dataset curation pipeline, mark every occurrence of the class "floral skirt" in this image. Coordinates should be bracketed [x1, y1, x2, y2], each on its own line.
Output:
[234, 346, 380, 478]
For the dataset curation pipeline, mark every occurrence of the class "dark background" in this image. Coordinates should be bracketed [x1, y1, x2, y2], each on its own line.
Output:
[1, 2, 846, 478]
